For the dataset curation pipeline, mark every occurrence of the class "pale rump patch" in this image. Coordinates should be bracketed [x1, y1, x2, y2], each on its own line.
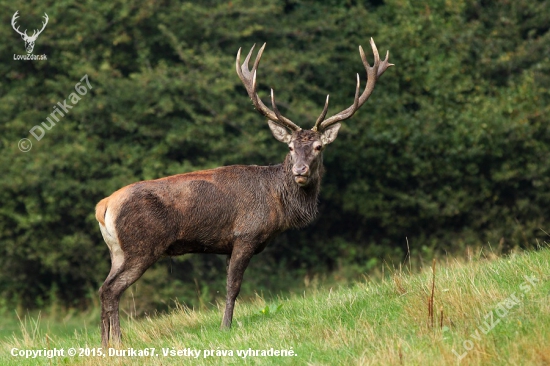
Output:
[99, 208, 124, 273]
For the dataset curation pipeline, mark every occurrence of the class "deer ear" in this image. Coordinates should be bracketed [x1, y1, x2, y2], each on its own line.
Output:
[320, 123, 341, 145]
[268, 120, 292, 144]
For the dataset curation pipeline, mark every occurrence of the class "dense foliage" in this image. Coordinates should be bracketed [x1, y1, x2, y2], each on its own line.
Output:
[1, 0, 549, 310]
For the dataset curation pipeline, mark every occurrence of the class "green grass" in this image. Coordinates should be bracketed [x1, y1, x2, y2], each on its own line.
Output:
[0, 308, 100, 342]
[1, 248, 549, 365]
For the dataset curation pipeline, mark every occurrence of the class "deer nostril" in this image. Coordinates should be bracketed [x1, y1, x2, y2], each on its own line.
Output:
[293, 164, 309, 176]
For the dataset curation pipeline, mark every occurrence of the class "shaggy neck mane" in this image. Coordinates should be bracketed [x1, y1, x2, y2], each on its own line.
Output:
[274, 153, 323, 229]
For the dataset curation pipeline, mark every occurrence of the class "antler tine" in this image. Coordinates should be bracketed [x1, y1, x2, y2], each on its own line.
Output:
[243, 44, 255, 75]
[235, 47, 244, 77]
[380, 50, 394, 76]
[312, 95, 330, 131]
[236, 44, 301, 131]
[270, 89, 287, 123]
[252, 43, 265, 75]
[317, 38, 393, 131]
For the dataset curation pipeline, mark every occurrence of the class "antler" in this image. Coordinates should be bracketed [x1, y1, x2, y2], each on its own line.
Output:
[11, 12, 48, 39]
[30, 13, 49, 39]
[312, 38, 393, 132]
[11, 11, 27, 37]
[236, 44, 301, 131]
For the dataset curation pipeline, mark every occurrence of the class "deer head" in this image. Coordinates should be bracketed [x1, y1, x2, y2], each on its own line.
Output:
[236, 39, 393, 187]
[11, 11, 49, 54]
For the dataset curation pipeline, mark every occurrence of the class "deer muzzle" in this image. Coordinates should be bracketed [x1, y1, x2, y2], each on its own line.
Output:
[292, 164, 310, 186]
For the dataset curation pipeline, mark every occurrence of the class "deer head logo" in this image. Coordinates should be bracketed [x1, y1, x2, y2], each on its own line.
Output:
[11, 11, 49, 54]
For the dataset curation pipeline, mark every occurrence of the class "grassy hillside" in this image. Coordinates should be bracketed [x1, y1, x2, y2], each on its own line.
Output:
[2, 247, 549, 365]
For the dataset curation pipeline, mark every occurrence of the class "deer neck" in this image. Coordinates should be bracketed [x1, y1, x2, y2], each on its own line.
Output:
[275, 153, 323, 229]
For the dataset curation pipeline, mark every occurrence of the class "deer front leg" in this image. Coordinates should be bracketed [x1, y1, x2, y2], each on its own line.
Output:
[226, 254, 231, 276]
[221, 246, 253, 329]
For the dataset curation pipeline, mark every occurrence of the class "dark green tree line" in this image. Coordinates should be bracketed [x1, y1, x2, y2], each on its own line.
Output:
[0, 0, 548, 310]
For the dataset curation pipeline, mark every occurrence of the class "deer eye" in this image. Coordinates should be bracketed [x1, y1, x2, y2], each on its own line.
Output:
[289, 146, 294, 152]
[315, 145, 322, 151]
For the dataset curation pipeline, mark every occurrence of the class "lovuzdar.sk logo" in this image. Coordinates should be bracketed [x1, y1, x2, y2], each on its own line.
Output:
[12, 10, 48, 61]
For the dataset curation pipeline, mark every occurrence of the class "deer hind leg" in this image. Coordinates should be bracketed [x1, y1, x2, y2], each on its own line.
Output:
[98, 213, 158, 346]
[221, 245, 254, 329]
[99, 253, 158, 347]
[98, 217, 123, 345]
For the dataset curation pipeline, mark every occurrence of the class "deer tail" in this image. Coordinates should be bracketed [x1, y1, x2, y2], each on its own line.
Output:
[95, 197, 109, 226]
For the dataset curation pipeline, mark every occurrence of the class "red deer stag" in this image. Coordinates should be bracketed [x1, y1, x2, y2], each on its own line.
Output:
[96, 38, 392, 346]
